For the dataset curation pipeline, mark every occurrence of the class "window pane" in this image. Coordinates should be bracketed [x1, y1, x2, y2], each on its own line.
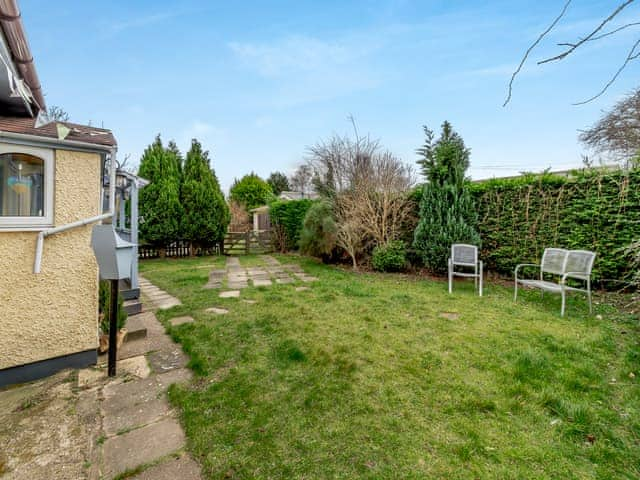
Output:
[0, 153, 45, 217]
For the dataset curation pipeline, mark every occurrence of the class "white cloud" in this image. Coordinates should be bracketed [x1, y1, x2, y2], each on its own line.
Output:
[228, 35, 374, 78]
[227, 33, 384, 107]
[178, 121, 228, 153]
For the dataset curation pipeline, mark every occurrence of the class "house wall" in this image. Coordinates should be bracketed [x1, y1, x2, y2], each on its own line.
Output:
[0, 149, 101, 370]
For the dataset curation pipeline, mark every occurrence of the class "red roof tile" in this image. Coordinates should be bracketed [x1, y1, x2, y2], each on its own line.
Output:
[0, 116, 116, 147]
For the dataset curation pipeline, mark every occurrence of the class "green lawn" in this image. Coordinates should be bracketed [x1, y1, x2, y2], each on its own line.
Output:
[139, 255, 639, 479]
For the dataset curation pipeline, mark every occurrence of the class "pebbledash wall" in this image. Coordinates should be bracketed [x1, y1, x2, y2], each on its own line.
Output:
[0, 149, 101, 376]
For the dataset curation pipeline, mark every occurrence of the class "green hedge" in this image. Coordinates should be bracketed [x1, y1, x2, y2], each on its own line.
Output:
[468, 168, 640, 286]
[270, 199, 315, 251]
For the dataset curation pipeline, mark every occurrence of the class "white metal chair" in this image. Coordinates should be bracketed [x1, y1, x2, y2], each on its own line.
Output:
[448, 244, 483, 296]
[514, 248, 596, 316]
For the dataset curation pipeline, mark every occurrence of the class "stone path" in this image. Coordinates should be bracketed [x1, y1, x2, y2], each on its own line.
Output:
[89, 307, 199, 480]
[0, 306, 200, 480]
[210, 255, 318, 293]
[138, 276, 182, 310]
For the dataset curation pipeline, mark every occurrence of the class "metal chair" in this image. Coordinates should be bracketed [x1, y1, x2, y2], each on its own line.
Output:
[448, 244, 483, 296]
[514, 248, 596, 316]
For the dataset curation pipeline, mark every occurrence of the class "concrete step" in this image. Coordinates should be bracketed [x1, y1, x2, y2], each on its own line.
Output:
[125, 313, 148, 342]
[124, 299, 143, 316]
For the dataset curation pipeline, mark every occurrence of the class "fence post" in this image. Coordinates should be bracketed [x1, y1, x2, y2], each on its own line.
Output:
[245, 231, 250, 255]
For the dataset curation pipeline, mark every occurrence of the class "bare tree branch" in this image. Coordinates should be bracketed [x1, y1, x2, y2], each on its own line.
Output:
[579, 86, 640, 167]
[558, 20, 640, 47]
[538, 0, 635, 65]
[503, 0, 572, 106]
[573, 37, 640, 105]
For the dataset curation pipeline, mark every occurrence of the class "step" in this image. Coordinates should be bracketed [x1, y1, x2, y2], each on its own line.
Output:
[120, 288, 141, 301]
[124, 299, 143, 316]
[124, 313, 148, 342]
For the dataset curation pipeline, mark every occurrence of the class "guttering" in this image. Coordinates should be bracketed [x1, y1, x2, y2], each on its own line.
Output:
[0, 129, 114, 154]
[32, 146, 118, 273]
[0, 0, 45, 112]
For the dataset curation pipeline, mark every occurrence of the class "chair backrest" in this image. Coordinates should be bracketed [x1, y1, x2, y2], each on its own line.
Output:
[451, 244, 477, 266]
[540, 248, 568, 275]
[565, 250, 596, 280]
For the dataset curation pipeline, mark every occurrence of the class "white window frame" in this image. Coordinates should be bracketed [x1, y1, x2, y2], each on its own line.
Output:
[0, 144, 54, 229]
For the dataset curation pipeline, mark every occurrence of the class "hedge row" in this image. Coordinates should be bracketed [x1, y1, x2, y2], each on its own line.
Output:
[468, 168, 640, 286]
[269, 199, 315, 251]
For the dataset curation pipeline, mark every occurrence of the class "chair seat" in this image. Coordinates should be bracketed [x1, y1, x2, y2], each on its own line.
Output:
[452, 272, 480, 278]
[517, 279, 563, 292]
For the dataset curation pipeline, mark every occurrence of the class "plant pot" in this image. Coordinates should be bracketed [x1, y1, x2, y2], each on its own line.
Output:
[98, 328, 128, 354]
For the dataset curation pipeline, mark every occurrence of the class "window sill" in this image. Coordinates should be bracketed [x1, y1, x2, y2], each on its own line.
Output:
[0, 225, 54, 232]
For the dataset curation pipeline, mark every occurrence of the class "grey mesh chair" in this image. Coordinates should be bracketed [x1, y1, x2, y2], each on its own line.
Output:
[448, 244, 483, 296]
[514, 248, 596, 316]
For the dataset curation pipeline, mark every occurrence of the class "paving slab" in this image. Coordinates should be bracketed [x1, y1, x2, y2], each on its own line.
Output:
[206, 307, 229, 315]
[156, 368, 193, 386]
[226, 257, 241, 266]
[242, 299, 257, 304]
[102, 377, 170, 436]
[260, 255, 281, 265]
[130, 454, 202, 480]
[219, 290, 240, 298]
[276, 277, 294, 284]
[117, 355, 151, 379]
[252, 279, 272, 287]
[169, 316, 195, 326]
[295, 286, 310, 292]
[101, 418, 185, 479]
[147, 348, 189, 374]
[156, 297, 182, 310]
[298, 276, 319, 282]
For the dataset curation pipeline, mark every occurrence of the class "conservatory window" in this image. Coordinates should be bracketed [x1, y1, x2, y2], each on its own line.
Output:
[0, 145, 54, 228]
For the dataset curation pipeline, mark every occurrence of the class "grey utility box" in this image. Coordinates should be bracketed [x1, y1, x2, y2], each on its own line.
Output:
[91, 225, 135, 280]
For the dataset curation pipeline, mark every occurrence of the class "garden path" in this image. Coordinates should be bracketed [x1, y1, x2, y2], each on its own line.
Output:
[138, 277, 181, 309]
[210, 255, 318, 295]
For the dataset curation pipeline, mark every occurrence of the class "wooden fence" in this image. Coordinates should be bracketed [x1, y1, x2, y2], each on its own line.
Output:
[139, 240, 221, 259]
[223, 230, 272, 255]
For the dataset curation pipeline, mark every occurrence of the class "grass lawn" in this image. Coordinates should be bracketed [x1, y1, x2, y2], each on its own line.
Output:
[139, 255, 639, 479]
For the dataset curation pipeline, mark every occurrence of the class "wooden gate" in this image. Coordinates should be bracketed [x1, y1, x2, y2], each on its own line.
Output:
[224, 230, 272, 255]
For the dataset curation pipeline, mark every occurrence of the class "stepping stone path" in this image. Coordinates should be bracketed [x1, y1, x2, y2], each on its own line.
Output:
[139, 277, 182, 310]
[206, 307, 229, 315]
[205, 255, 318, 292]
[219, 290, 241, 298]
[204, 269, 225, 289]
[170, 315, 194, 326]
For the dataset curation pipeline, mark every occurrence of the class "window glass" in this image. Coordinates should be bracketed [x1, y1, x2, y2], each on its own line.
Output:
[0, 153, 45, 217]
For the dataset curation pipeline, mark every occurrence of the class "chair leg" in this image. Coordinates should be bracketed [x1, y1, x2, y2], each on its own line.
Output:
[561, 289, 566, 317]
[587, 280, 593, 315]
[479, 261, 483, 297]
[448, 259, 452, 294]
[514, 281, 518, 301]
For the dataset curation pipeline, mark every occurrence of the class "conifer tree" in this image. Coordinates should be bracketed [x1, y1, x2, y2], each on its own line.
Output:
[413, 121, 480, 272]
[267, 171, 290, 196]
[180, 139, 230, 251]
[138, 135, 184, 252]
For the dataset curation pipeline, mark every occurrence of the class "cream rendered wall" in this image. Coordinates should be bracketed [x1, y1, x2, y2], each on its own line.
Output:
[0, 149, 101, 370]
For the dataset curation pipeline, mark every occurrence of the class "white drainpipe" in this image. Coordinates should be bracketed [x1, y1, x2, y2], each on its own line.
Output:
[32, 146, 117, 273]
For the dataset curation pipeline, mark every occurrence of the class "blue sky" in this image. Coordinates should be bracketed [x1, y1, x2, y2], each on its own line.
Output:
[21, 0, 640, 192]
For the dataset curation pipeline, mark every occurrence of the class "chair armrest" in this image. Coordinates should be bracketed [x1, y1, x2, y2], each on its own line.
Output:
[514, 263, 540, 279]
